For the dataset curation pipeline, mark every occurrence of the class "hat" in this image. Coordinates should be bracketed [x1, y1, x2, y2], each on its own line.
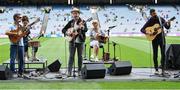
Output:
[71, 7, 80, 13]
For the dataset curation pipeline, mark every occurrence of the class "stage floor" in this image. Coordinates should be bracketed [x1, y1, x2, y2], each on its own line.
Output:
[9, 68, 180, 81]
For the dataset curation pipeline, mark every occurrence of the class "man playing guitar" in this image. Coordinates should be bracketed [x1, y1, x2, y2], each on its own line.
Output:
[141, 9, 171, 76]
[62, 7, 88, 76]
[5, 13, 25, 77]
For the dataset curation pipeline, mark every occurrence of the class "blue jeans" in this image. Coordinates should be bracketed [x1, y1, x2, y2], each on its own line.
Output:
[10, 45, 24, 74]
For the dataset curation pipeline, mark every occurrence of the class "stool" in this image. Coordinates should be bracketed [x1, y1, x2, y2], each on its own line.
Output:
[89, 44, 104, 60]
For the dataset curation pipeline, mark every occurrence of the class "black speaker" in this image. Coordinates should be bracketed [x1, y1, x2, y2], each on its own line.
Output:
[81, 64, 106, 79]
[0, 65, 13, 80]
[48, 59, 61, 72]
[109, 61, 132, 75]
[166, 44, 180, 69]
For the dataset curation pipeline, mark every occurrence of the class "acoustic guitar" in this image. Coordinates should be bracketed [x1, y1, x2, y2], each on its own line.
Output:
[66, 18, 92, 42]
[145, 16, 175, 41]
[6, 18, 40, 43]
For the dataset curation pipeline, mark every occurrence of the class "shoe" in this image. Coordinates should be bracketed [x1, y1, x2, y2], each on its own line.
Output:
[91, 55, 94, 59]
[154, 71, 159, 75]
[17, 73, 23, 78]
[95, 57, 99, 62]
[25, 57, 29, 62]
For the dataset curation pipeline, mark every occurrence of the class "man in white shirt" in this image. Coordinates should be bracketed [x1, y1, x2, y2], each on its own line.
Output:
[6, 13, 25, 77]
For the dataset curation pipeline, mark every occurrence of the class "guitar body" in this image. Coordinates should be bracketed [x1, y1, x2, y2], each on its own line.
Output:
[9, 35, 22, 43]
[65, 18, 92, 42]
[7, 18, 40, 43]
[144, 16, 176, 41]
[8, 29, 25, 43]
[145, 24, 162, 41]
[66, 28, 78, 42]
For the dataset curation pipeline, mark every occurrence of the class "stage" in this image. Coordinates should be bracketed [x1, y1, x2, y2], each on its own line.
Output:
[2, 59, 180, 81]
[7, 68, 180, 82]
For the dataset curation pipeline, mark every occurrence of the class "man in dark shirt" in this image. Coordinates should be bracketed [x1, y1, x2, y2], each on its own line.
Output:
[62, 7, 88, 76]
[141, 9, 171, 75]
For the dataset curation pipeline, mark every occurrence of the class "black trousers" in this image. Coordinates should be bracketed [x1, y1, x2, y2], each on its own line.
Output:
[68, 42, 83, 74]
[152, 38, 165, 71]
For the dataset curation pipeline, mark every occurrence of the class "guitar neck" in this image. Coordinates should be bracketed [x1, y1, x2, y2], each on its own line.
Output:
[157, 20, 170, 30]
[28, 21, 37, 27]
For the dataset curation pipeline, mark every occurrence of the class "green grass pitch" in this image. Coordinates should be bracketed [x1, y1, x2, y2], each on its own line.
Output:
[1, 36, 180, 89]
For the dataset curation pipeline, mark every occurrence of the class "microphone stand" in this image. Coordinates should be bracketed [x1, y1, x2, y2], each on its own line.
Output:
[107, 26, 116, 52]
[159, 16, 170, 77]
[107, 29, 110, 52]
[112, 42, 118, 61]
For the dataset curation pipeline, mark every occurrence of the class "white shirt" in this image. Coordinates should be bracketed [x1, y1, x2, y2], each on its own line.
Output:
[74, 21, 82, 43]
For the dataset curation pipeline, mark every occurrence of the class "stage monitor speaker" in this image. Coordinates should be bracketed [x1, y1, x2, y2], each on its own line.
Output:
[166, 44, 180, 69]
[48, 59, 61, 72]
[81, 64, 106, 79]
[0, 65, 13, 80]
[108, 61, 132, 75]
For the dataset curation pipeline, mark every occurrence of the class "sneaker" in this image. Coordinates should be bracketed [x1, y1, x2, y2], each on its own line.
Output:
[25, 57, 28, 62]
[91, 55, 95, 59]
[154, 71, 159, 75]
[95, 57, 99, 62]
[17, 73, 23, 78]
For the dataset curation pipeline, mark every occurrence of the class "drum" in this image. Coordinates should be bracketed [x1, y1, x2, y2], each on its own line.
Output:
[97, 35, 108, 43]
[28, 41, 40, 47]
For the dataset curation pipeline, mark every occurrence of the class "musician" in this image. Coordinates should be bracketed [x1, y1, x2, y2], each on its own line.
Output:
[62, 8, 88, 76]
[22, 15, 31, 61]
[5, 13, 25, 77]
[141, 9, 171, 75]
[22, 17, 40, 61]
[90, 20, 105, 61]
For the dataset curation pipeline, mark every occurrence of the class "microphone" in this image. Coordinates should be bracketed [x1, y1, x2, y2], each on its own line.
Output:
[112, 41, 119, 45]
[108, 25, 116, 29]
